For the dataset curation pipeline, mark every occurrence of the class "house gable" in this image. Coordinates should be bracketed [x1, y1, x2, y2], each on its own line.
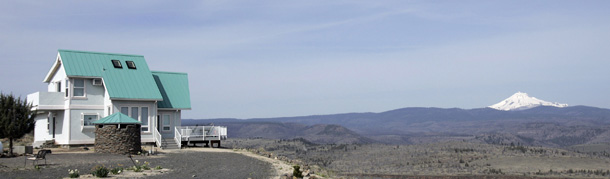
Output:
[43, 53, 63, 83]
[152, 71, 191, 109]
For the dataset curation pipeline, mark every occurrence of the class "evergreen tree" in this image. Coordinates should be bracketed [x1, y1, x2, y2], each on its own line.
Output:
[0, 93, 36, 156]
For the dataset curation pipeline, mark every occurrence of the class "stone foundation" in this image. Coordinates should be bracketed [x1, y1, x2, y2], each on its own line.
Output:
[95, 124, 141, 154]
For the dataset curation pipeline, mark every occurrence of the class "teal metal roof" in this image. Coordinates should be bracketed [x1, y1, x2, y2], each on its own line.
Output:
[93, 112, 141, 124]
[58, 50, 163, 100]
[152, 71, 191, 109]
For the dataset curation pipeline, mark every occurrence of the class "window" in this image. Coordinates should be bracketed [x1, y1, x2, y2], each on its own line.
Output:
[162, 114, 171, 131]
[57, 81, 61, 92]
[141, 107, 149, 132]
[65, 79, 69, 97]
[120, 107, 129, 115]
[126, 61, 136, 69]
[120, 106, 150, 132]
[131, 107, 139, 124]
[111, 59, 122, 68]
[92, 78, 102, 86]
[83, 114, 98, 126]
[73, 79, 85, 97]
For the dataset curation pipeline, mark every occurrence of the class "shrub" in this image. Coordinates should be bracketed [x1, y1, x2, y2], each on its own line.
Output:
[142, 161, 151, 170]
[130, 160, 150, 172]
[293, 165, 303, 178]
[68, 169, 80, 178]
[91, 165, 109, 177]
[110, 167, 123, 174]
[132, 165, 143, 172]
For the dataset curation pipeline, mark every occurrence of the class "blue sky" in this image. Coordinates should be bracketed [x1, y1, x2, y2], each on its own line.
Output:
[1, 1, 610, 119]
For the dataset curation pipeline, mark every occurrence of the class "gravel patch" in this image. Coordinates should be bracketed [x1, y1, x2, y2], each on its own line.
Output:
[0, 148, 273, 179]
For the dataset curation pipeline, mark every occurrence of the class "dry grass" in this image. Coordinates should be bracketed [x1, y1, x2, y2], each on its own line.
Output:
[226, 138, 610, 178]
[1, 132, 34, 147]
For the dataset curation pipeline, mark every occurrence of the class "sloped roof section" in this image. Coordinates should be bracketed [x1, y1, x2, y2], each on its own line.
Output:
[93, 112, 141, 124]
[58, 50, 163, 100]
[152, 71, 191, 109]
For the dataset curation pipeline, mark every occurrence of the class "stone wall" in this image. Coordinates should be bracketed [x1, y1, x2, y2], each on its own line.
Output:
[95, 124, 141, 154]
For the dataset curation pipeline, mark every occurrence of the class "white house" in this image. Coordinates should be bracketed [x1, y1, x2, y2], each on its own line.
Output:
[28, 49, 191, 148]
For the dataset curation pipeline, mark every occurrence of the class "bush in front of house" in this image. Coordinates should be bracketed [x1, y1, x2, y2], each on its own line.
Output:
[110, 166, 123, 175]
[68, 169, 80, 178]
[91, 165, 109, 177]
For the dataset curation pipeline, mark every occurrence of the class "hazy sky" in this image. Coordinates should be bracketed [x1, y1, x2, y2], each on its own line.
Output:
[1, 1, 610, 119]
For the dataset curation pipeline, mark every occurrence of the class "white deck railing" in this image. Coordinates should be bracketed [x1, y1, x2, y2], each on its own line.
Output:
[174, 126, 182, 149]
[152, 127, 162, 148]
[174, 126, 227, 143]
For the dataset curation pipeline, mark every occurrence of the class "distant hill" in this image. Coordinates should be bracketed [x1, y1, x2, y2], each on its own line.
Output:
[186, 105, 610, 147]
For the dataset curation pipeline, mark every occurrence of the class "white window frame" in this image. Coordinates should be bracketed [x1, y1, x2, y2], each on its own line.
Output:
[56, 81, 61, 92]
[65, 79, 69, 98]
[120, 106, 150, 133]
[71, 78, 86, 99]
[81, 113, 99, 130]
[92, 78, 103, 86]
[161, 113, 171, 132]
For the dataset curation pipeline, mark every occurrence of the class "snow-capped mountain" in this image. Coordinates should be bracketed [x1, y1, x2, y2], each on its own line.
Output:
[489, 92, 568, 111]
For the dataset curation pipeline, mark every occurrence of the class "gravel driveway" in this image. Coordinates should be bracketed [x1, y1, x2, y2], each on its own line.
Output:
[0, 149, 273, 178]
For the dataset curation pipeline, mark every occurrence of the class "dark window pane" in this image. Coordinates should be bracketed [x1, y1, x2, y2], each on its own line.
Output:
[141, 107, 148, 125]
[126, 61, 136, 69]
[121, 107, 129, 115]
[131, 108, 139, 121]
[73, 79, 84, 87]
[84, 115, 97, 126]
[111, 60, 122, 68]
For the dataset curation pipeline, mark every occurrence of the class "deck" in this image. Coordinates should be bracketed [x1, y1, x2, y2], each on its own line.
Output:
[174, 126, 227, 148]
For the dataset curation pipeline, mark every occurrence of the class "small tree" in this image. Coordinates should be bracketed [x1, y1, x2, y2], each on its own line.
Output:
[0, 93, 36, 156]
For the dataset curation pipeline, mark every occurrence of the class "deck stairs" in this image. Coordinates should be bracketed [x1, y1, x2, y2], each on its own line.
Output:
[161, 138, 180, 150]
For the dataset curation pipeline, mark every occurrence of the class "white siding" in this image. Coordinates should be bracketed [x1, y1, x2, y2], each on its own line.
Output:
[32, 111, 67, 147]
[47, 64, 67, 92]
[112, 100, 157, 142]
[103, 89, 112, 117]
[158, 110, 181, 139]
[69, 109, 102, 144]
[70, 79, 105, 106]
[32, 115, 49, 147]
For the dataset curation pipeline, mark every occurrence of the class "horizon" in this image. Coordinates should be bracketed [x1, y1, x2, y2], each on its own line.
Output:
[2, 1, 610, 119]
[186, 102, 602, 120]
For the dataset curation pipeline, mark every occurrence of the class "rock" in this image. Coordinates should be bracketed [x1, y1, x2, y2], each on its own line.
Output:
[192, 174, 196, 177]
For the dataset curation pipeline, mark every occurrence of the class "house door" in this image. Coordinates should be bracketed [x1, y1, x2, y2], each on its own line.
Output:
[159, 113, 171, 132]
